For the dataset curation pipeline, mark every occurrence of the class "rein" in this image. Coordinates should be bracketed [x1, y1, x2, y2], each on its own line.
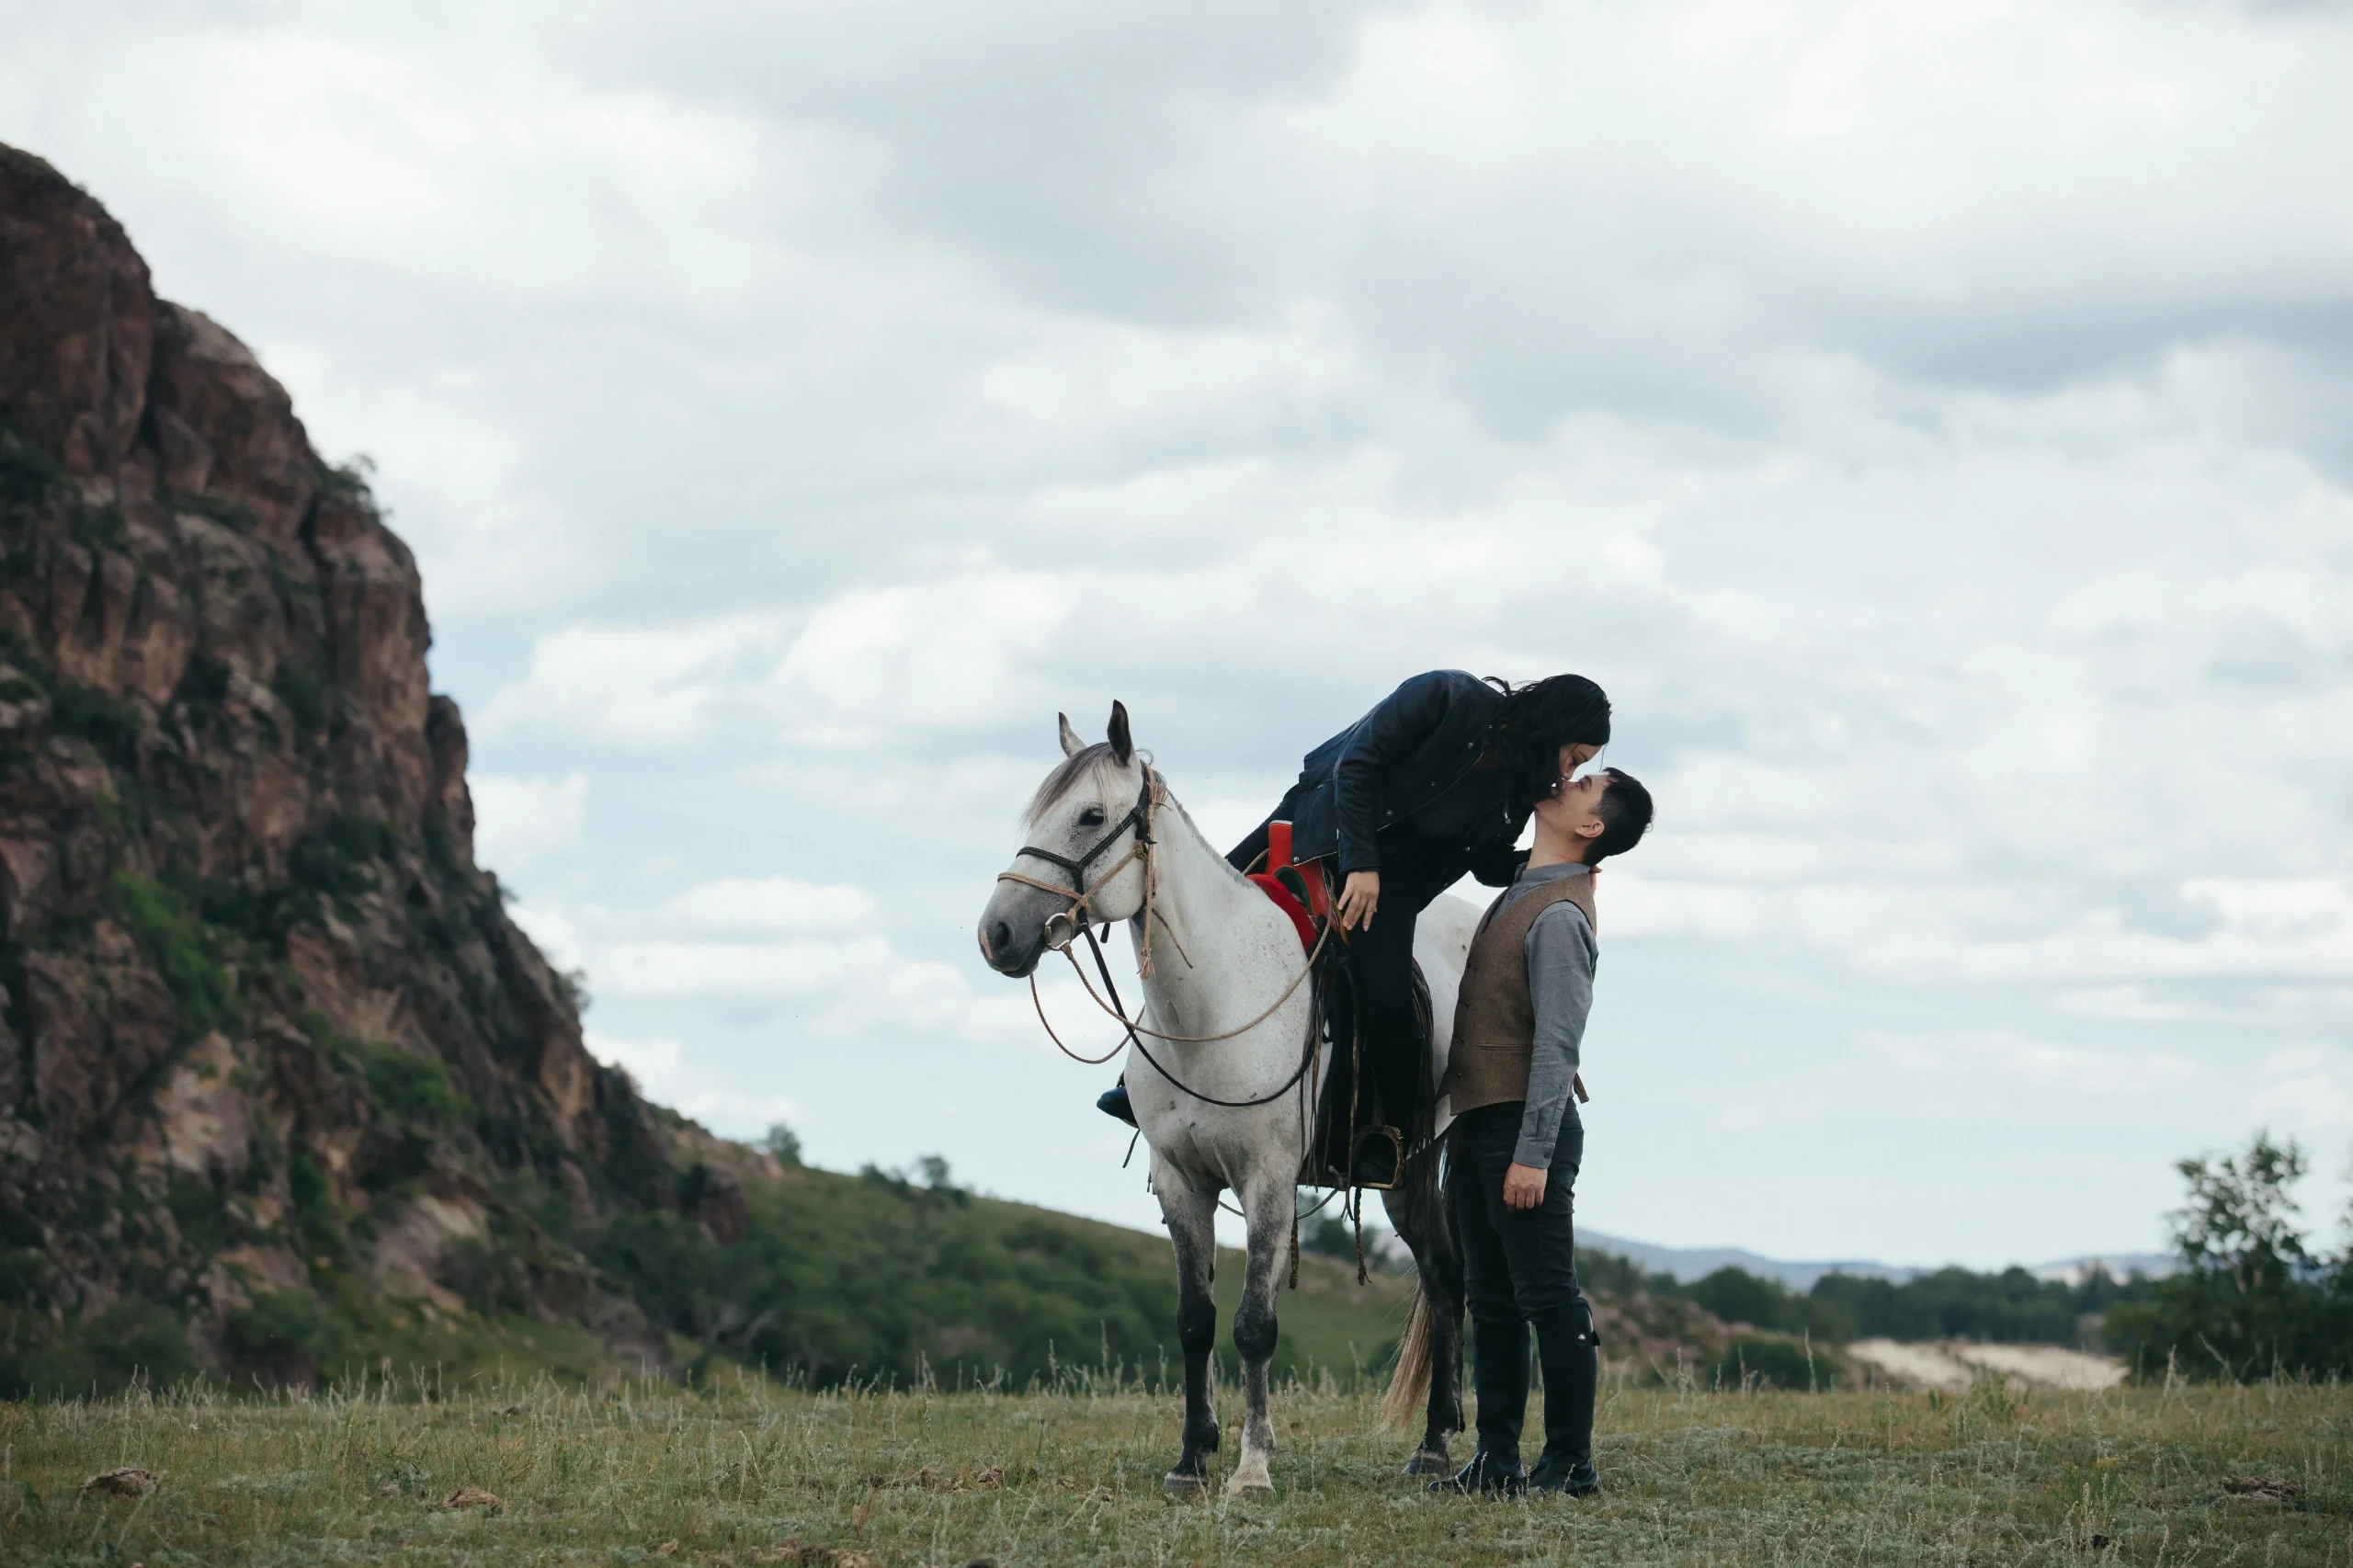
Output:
[998, 765, 1328, 1110]
[1051, 923, 1327, 1109]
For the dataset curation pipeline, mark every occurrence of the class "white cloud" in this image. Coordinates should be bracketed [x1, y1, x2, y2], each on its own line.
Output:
[587, 1030, 799, 1137]
[469, 772, 588, 873]
[477, 618, 784, 747]
[1867, 1031, 2200, 1102]
[655, 877, 880, 936]
[2055, 987, 2194, 1025]
[2246, 1047, 2353, 1138]
[533, 874, 1042, 1047]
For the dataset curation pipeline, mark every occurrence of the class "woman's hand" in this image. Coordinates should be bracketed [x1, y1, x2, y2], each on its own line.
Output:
[1503, 1163, 1548, 1210]
[1336, 870, 1381, 930]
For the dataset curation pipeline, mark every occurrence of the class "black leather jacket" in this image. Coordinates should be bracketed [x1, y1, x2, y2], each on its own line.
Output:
[1282, 670, 1528, 883]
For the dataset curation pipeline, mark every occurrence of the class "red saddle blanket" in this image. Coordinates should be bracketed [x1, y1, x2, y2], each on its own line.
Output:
[1245, 821, 1328, 952]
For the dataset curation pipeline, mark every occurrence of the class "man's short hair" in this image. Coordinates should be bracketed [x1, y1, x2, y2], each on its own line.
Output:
[1587, 767, 1653, 865]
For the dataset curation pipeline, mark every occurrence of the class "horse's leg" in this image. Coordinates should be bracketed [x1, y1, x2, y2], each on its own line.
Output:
[1384, 1155, 1466, 1472]
[1224, 1171, 1290, 1496]
[1158, 1172, 1222, 1494]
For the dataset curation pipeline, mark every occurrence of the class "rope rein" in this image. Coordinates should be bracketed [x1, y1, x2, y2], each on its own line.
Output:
[1064, 923, 1329, 1046]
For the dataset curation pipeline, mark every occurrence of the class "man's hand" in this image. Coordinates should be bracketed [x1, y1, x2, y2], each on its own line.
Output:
[1336, 870, 1381, 931]
[1503, 1162, 1548, 1210]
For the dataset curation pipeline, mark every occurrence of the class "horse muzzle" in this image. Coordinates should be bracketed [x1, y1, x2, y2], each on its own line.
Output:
[978, 915, 1045, 978]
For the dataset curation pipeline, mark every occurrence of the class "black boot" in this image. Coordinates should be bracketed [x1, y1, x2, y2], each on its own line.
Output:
[1097, 1082, 1137, 1127]
[1432, 1316, 1529, 1495]
[1431, 1447, 1528, 1496]
[1526, 1304, 1600, 1497]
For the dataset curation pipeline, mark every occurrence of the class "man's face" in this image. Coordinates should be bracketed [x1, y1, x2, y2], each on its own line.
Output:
[1537, 769, 1609, 846]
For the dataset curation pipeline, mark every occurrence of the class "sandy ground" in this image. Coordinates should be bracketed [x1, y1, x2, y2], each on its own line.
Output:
[1847, 1338, 2129, 1391]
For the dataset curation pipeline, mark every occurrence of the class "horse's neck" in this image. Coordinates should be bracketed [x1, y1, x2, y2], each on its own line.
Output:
[1131, 801, 1294, 1032]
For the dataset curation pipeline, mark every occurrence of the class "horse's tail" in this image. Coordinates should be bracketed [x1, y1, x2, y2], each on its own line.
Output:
[1381, 1140, 1453, 1433]
[1382, 1290, 1435, 1432]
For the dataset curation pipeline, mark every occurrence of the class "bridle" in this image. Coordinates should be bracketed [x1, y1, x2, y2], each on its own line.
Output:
[994, 765, 1164, 968]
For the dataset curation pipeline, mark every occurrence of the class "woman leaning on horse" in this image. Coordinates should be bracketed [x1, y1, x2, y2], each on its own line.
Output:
[1097, 669, 1613, 1183]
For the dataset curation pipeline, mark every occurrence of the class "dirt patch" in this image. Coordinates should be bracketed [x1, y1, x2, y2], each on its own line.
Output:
[1846, 1338, 2126, 1391]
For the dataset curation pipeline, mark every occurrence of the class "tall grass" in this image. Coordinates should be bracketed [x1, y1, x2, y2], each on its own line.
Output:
[5, 1367, 2346, 1565]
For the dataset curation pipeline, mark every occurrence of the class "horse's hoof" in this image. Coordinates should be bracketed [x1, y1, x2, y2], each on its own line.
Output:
[1164, 1471, 1212, 1496]
[1404, 1448, 1453, 1476]
[1225, 1475, 1275, 1497]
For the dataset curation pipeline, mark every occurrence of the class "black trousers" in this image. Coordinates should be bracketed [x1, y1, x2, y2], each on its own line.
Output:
[1452, 1101, 1588, 1325]
[1227, 819, 1461, 1142]
[1450, 1100, 1597, 1461]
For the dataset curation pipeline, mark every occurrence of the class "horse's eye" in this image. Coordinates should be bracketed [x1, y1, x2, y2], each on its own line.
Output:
[1077, 807, 1107, 828]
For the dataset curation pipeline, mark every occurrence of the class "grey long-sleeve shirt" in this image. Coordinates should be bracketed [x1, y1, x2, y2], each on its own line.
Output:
[1492, 860, 1597, 1166]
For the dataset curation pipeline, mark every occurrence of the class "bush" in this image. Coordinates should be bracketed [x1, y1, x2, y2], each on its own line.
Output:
[50, 678, 144, 763]
[0, 416, 69, 508]
[173, 490, 259, 532]
[176, 655, 233, 706]
[272, 663, 326, 736]
[224, 1289, 361, 1388]
[0, 1299, 199, 1399]
[590, 1168, 1181, 1389]
[112, 872, 239, 1040]
[1811, 1266, 2097, 1346]
[363, 1046, 472, 1127]
[1709, 1333, 1834, 1392]
[289, 814, 394, 899]
[1684, 1267, 1855, 1341]
[69, 505, 127, 552]
[2107, 1132, 2353, 1380]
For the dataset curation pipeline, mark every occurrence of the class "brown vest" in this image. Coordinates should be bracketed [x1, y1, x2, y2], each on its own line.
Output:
[1441, 874, 1596, 1116]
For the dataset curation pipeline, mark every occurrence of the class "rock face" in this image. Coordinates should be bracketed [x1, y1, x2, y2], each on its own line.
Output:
[0, 144, 755, 1389]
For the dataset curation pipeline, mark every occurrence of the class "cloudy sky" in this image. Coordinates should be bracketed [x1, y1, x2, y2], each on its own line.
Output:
[7, 0, 2351, 1268]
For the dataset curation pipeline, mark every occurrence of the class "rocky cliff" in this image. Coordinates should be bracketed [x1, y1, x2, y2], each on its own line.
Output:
[0, 143, 760, 1392]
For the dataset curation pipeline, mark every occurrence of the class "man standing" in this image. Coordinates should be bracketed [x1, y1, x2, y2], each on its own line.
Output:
[1436, 765, 1653, 1497]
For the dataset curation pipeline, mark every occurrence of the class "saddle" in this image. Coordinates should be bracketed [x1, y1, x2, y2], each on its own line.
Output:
[1247, 824, 1431, 1190]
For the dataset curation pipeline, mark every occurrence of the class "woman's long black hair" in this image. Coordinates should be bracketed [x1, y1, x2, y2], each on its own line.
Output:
[1484, 673, 1611, 809]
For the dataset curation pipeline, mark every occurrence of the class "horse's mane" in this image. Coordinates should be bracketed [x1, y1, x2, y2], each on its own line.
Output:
[1021, 744, 1254, 890]
[1022, 741, 1126, 824]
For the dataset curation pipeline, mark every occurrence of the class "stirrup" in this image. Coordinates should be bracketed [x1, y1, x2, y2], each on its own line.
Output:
[1349, 1125, 1404, 1190]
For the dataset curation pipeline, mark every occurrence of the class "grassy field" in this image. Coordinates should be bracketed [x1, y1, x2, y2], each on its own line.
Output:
[6, 1370, 2347, 1567]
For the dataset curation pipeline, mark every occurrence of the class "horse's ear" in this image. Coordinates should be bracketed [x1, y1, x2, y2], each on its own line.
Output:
[1107, 700, 1133, 765]
[1057, 711, 1084, 758]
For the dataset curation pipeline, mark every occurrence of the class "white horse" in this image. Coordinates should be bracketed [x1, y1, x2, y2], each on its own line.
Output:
[976, 701, 1475, 1495]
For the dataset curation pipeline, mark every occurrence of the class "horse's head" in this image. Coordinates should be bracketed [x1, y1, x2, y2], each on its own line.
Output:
[977, 700, 1157, 978]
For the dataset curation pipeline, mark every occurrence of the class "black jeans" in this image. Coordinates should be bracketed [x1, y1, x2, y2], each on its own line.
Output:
[1227, 819, 1463, 1142]
[1450, 1100, 1596, 1463]
[1452, 1101, 1588, 1325]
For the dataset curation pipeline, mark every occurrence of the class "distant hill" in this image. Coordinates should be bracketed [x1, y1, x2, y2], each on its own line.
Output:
[596, 1159, 1423, 1392]
[2031, 1254, 2177, 1283]
[1584, 1232, 2177, 1290]
[1582, 1231, 1924, 1290]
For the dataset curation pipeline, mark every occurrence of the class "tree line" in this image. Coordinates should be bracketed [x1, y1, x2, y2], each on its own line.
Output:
[1581, 1131, 2353, 1382]
[1576, 1246, 2154, 1351]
